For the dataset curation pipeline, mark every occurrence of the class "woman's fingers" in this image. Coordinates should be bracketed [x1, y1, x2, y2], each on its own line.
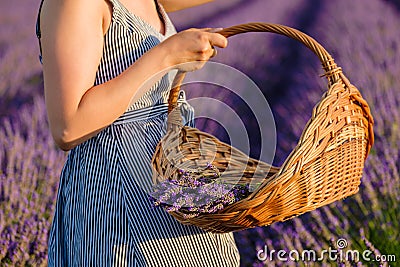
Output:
[198, 31, 226, 60]
[207, 31, 228, 48]
[202, 27, 228, 49]
[161, 27, 228, 72]
[190, 28, 228, 50]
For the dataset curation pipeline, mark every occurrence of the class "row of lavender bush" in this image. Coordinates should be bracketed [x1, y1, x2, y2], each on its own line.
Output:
[0, 0, 66, 265]
[0, 0, 399, 266]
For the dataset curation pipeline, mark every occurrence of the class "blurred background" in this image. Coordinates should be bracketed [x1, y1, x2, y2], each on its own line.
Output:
[0, 0, 399, 266]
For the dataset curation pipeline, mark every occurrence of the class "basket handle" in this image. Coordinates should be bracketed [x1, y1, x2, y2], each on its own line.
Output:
[167, 22, 341, 120]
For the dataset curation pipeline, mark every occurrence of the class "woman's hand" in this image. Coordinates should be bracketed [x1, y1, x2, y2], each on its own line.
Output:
[160, 28, 228, 72]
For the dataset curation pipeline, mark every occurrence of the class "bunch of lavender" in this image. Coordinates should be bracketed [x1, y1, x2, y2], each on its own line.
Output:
[150, 163, 252, 218]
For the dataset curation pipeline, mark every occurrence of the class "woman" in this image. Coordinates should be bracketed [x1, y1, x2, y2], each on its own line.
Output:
[37, 0, 240, 266]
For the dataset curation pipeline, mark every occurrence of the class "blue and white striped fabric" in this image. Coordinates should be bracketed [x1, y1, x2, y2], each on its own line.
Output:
[46, 0, 240, 266]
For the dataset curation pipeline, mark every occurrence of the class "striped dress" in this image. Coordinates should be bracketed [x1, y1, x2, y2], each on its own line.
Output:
[43, 0, 241, 266]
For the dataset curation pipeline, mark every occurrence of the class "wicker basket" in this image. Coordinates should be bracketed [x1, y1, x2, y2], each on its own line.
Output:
[151, 23, 374, 233]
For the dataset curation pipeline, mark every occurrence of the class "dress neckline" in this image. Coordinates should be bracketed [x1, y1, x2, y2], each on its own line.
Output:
[113, 0, 169, 38]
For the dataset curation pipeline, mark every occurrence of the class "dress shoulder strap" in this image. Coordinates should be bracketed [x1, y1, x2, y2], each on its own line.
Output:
[35, 0, 45, 64]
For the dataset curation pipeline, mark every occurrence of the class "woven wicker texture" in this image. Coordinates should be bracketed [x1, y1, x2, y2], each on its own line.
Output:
[151, 23, 374, 233]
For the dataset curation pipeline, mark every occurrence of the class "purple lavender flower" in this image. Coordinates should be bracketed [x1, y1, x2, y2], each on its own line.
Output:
[150, 163, 253, 216]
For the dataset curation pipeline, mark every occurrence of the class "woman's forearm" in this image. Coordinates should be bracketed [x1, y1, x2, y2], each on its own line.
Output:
[159, 0, 214, 12]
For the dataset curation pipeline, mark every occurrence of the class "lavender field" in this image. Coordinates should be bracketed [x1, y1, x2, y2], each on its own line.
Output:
[1, 0, 399, 266]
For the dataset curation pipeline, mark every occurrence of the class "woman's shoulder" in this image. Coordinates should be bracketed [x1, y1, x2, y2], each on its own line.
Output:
[40, 0, 111, 36]
[41, 0, 105, 24]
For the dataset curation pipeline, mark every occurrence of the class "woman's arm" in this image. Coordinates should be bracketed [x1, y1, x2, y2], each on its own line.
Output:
[158, 0, 214, 12]
[40, 0, 227, 151]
